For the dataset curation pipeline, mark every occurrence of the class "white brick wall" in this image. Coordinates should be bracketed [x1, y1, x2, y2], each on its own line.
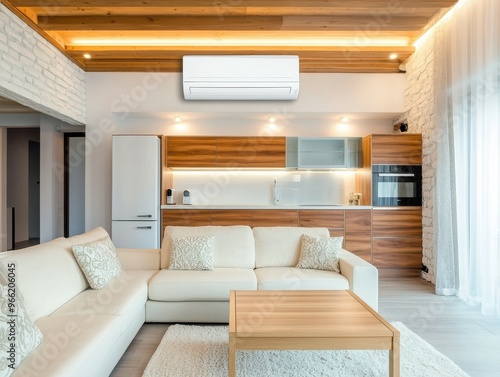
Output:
[0, 4, 86, 125]
[404, 24, 447, 284]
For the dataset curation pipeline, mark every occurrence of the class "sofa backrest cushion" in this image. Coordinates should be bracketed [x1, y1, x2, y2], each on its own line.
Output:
[253, 227, 330, 268]
[66, 226, 111, 247]
[161, 226, 255, 269]
[0, 237, 88, 322]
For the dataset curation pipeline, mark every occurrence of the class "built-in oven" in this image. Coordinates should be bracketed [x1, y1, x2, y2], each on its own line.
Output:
[372, 165, 422, 206]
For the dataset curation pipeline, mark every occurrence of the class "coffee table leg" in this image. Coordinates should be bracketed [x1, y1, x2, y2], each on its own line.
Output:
[389, 332, 400, 377]
[228, 339, 236, 377]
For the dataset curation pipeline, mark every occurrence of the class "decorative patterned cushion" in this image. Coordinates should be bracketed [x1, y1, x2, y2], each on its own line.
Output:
[71, 236, 122, 289]
[295, 234, 342, 272]
[0, 283, 43, 376]
[168, 235, 215, 270]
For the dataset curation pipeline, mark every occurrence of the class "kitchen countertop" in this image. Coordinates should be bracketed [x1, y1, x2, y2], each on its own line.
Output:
[160, 205, 372, 210]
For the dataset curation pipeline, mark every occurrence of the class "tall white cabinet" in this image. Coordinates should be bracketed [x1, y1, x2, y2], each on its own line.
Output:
[111, 135, 160, 248]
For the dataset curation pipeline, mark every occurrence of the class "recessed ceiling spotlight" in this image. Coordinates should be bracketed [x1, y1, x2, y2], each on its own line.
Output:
[268, 116, 276, 123]
[341, 116, 349, 123]
[174, 116, 182, 123]
[389, 53, 398, 60]
[83, 53, 91, 59]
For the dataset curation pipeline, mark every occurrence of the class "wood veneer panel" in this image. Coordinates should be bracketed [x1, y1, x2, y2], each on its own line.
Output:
[329, 229, 345, 238]
[216, 137, 286, 168]
[354, 135, 372, 205]
[251, 210, 298, 227]
[372, 238, 422, 269]
[211, 210, 252, 226]
[344, 240, 372, 263]
[372, 209, 422, 238]
[298, 210, 345, 229]
[345, 209, 372, 262]
[371, 134, 422, 165]
[166, 137, 217, 167]
[162, 209, 212, 226]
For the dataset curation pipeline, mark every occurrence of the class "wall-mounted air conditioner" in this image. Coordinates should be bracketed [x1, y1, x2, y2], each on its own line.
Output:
[183, 55, 299, 100]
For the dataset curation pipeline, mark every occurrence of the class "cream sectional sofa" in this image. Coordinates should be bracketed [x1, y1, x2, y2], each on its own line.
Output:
[0, 227, 159, 377]
[0, 225, 377, 376]
[146, 225, 378, 323]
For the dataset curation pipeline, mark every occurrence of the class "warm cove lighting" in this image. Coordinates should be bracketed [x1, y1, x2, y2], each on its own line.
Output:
[83, 53, 91, 59]
[71, 37, 410, 47]
[389, 53, 398, 60]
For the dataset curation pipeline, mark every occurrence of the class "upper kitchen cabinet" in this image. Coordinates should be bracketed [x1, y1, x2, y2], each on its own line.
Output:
[166, 136, 286, 168]
[287, 137, 361, 169]
[166, 136, 217, 168]
[369, 134, 422, 165]
[216, 137, 286, 168]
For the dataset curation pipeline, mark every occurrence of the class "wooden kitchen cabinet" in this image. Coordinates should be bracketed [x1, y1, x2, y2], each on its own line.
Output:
[356, 133, 422, 205]
[344, 210, 372, 263]
[298, 210, 345, 238]
[162, 209, 212, 228]
[370, 134, 422, 165]
[212, 210, 252, 226]
[251, 210, 298, 227]
[165, 136, 286, 168]
[216, 137, 286, 168]
[166, 137, 217, 167]
[372, 208, 422, 273]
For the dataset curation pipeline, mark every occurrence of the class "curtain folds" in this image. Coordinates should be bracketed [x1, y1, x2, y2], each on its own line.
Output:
[433, 0, 500, 316]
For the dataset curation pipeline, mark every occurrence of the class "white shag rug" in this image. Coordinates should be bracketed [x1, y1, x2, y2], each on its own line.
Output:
[142, 322, 469, 377]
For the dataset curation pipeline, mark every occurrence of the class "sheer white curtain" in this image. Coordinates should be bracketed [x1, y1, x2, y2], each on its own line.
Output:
[434, 0, 500, 316]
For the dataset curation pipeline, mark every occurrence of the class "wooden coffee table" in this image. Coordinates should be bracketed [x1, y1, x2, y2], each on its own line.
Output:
[229, 290, 400, 377]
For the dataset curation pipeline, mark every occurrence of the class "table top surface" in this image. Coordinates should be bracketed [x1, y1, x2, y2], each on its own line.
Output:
[229, 290, 396, 339]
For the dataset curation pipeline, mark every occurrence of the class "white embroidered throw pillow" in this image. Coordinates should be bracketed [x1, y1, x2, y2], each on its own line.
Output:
[296, 234, 342, 272]
[0, 284, 43, 376]
[72, 236, 122, 289]
[169, 235, 215, 270]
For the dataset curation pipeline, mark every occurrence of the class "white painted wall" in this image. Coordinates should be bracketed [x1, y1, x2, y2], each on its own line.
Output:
[39, 116, 65, 242]
[0, 3, 86, 125]
[86, 72, 405, 232]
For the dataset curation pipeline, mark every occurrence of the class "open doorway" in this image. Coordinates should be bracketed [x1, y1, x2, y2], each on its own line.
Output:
[7, 128, 40, 249]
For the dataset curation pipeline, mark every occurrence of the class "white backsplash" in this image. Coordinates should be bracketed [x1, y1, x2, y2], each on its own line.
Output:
[171, 170, 356, 206]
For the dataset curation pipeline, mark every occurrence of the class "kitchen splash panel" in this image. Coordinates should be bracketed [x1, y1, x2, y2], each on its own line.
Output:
[171, 171, 355, 206]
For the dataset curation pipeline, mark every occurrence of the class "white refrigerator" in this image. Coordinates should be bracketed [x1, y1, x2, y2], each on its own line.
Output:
[112, 135, 160, 248]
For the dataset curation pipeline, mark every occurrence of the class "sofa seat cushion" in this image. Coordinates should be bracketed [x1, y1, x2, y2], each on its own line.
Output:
[14, 314, 123, 377]
[50, 271, 156, 333]
[149, 268, 257, 301]
[255, 267, 349, 290]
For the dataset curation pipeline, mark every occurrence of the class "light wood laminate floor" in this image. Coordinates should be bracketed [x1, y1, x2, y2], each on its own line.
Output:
[110, 277, 500, 377]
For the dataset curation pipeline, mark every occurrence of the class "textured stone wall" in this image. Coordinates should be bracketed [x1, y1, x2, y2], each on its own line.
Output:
[0, 4, 86, 125]
[404, 24, 447, 284]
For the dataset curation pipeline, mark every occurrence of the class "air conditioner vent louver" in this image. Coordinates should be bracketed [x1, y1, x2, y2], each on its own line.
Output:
[182, 55, 299, 100]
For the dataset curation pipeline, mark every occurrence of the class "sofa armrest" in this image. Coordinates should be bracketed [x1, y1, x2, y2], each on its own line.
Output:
[339, 249, 379, 311]
[116, 248, 160, 271]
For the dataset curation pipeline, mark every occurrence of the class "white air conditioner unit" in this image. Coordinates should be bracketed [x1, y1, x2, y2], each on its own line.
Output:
[183, 55, 299, 100]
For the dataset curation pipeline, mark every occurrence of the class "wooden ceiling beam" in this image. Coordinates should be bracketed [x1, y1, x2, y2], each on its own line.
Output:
[66, 45, 415, 60]
[9, 0, 460, 9]
[80, 59, 402, 73]
[18, 6, 447, 18]
[38, 15, 429, 32]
